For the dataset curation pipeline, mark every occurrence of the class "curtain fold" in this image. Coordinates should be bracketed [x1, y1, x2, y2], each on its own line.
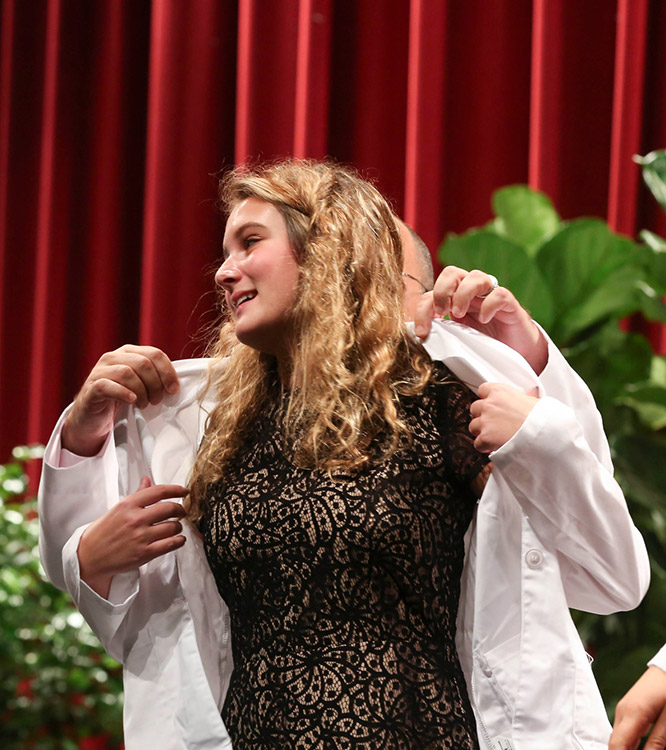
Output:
[403, 0, 446, 254]
[1, 0, 666, 459]
[608, 0, 649, 237]
[140, 0, 236, 351]
[28, 0, 63, 446]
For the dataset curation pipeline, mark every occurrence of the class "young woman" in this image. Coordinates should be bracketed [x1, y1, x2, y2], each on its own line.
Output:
[191, 162, 493, 748]
[39, 160, 648, 749]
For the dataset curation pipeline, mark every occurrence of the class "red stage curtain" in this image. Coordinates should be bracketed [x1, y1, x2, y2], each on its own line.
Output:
[1, 0, 665, 460]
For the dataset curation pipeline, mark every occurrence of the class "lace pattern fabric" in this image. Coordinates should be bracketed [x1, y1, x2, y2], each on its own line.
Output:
[202, 368, 486, 749]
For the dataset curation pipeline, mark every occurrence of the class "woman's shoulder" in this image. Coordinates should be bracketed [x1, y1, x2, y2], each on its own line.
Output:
[411, 362, 478, 436]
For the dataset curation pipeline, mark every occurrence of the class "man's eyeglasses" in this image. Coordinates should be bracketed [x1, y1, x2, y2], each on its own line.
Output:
[401, 272, 429, 294]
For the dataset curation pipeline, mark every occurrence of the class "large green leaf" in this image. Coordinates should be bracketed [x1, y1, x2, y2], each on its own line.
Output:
[635, 149, 666, 213]
[556, 270, 645, 343]
[438, 229, 554, 328]
[639, 229, 666, 291]
[536, 219, 645, 342]
[636, 280, 666, 322]
[490, 185, 561, 256]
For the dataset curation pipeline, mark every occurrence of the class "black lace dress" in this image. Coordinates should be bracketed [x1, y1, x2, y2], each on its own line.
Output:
[201, 368, 486, 749]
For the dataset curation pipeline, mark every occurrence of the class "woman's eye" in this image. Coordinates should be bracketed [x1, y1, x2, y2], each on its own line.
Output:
[243, 236, 259, 249]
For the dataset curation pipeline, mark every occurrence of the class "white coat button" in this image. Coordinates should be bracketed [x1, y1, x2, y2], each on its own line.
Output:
[525, 549, 544, 569]
[482, 664, 492, 677]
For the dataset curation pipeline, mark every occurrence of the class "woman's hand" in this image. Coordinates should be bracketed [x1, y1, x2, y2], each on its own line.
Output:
[609, 666, 666, 750]
[77, 477, 188, 599]
[469, 382, 539, 453]
[413, 266, 548, 375]
[62, 345, 179, 456]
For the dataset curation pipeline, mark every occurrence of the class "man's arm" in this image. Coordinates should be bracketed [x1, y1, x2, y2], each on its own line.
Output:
[420, 315, 648, 615]
[610, 647, 666, 750]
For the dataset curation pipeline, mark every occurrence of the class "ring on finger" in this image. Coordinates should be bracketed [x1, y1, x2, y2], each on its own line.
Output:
[477, 274, 499, 299]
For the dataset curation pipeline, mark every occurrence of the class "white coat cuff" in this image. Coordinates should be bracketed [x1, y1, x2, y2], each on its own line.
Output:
[488, 395, 557, 465]
[649, 645, 666, 672]
[62, 526, 140, 611]
[43, 407, 111, 469]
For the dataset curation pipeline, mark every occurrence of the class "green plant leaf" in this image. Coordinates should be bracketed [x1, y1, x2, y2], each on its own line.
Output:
[650, 355, 666, 387]
[616, 384, 666, 430]
[536, 219, 646, 342]
[438, 229, 554, 328]
[635, 149, 666, 213]
[637, 280, 666, 322]
[639, 230, 666, 291]
[564, 327, 653, 416]
[490, 185, 561, 256]
[558, 271, 656, 343]
[641, 229, 666, 254]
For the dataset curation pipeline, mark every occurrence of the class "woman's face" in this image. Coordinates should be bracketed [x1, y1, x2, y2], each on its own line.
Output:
[216, 197, 301, 361]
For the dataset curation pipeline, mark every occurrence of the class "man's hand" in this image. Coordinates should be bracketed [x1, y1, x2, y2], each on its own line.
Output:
[469, 383, 539, 453]
[62, 345, 179, 456]
[610, 666, 666, 750]
[413, 265, 548, 375]
[77, 478, 188, 599]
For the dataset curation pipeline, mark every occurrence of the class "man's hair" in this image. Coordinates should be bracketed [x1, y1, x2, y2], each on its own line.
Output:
[187, 159, 435, 521]
[405, 224, 434, 291]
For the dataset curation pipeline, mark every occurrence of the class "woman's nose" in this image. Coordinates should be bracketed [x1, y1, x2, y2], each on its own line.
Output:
[215, 260, 241, 289]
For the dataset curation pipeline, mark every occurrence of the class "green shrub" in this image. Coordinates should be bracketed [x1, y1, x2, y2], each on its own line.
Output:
[0, 446, 123, 750]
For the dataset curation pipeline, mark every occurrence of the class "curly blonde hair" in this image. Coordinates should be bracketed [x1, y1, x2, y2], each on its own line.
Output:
[187, 159, 435, 521]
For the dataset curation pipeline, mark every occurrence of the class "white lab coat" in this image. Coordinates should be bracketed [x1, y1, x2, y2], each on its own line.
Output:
[38, 321, 649, 750]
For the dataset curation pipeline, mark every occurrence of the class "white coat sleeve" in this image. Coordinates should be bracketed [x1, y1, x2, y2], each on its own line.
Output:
[536, 326, 612, 469]
[489, 394, 649, 614]
[37, 404, 141, 591]
[421, 320, 649, 614]
[38, 404, 153, 660]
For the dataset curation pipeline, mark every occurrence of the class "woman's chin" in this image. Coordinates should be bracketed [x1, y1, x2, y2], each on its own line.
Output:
[234, 327, 277, 358]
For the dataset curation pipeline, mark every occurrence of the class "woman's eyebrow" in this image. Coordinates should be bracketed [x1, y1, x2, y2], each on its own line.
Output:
[232, 221, 265, 236]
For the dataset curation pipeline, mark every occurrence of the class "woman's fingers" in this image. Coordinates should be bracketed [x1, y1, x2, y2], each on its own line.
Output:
[431, 266, 468, 317]
[77, 482, 190, 597]
[125, 482, 188, 507]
